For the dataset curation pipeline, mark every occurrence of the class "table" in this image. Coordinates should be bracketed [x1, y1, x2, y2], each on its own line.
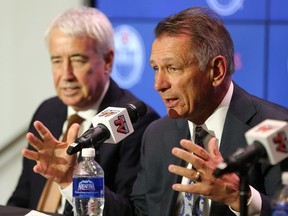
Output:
[0, 205, 62, 216]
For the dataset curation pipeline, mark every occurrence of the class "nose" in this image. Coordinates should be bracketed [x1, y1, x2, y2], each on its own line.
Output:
[154, 71, 170, 92]
[62, 61, 75, 80]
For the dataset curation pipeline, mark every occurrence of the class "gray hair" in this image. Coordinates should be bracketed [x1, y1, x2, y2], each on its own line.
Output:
[45, 6, 114, 56]
[154, 7, 235, 75]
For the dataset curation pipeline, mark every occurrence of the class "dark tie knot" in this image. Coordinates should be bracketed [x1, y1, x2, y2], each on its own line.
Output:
[194, 126, 208, 148]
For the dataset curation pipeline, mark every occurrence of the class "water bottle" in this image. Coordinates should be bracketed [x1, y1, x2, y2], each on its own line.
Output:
[271, 172, 288, 216]
[73, 148, 104, 216]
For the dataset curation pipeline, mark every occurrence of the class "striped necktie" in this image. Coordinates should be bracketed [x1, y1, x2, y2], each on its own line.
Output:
[180, 126, 209, 216]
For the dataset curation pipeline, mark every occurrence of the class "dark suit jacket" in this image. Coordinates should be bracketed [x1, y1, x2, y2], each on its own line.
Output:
[104, 83, 288, 216]
[7, 79, 159, 212]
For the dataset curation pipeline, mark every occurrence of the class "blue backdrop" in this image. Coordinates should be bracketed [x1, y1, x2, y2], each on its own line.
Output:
[94, 0, 288, 116]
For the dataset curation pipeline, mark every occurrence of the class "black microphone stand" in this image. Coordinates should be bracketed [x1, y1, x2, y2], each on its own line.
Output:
[213, 159, 253, 216]
[213, 143, 267, 216]
[238, 168, 249, 216]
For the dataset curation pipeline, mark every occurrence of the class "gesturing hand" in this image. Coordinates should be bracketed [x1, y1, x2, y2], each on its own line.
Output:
[22, 120, 80, 189]
[168, 137, 241, 211]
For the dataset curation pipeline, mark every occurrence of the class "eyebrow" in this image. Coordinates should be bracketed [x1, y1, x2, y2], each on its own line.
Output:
[150, 57, 175, 65]
[150, 59, 156, 65]
[50, 54, 89, 61]
[70, 54, 89, 60]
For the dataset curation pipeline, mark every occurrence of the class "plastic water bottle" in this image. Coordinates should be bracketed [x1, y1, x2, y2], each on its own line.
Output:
[271, 172, 288, 216]
[73, 148, 104, 216]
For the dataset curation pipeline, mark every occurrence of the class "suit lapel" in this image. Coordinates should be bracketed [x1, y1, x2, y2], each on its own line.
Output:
[44, 98, 67, 140]
[163, 118, 190, 215]
[220, 83, 256, 157]
[211, 84, 257, 215]
[98, 79, 124, 112]
[165, 118, 190, 167]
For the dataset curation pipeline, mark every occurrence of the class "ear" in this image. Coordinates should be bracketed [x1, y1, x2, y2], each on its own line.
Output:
[103, 50, 114, 74]
[209, 55, 227, 87]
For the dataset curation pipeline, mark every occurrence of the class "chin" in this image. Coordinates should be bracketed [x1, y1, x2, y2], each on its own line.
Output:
[61, 98, 80, 107]
[168, 109, 182, 119]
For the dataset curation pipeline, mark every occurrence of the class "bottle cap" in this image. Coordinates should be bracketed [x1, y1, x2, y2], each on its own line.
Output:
[82, 148, 95, 157]
[282, 172, 288, 185]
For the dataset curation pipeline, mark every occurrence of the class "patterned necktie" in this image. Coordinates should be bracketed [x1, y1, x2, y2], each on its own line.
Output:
[37, 114, 85, 213]
[180, 126, 208, 216]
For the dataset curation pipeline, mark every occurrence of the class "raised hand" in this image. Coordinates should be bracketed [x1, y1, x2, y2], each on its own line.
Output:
[168, 137, 241, 211]
[22, 120, 80, 189]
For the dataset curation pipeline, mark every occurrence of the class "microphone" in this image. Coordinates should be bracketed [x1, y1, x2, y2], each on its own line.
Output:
[66, 100, 147, 155]
[213, 119, 288, 177]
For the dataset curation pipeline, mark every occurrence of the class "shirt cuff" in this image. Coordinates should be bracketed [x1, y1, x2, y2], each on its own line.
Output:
[229, 186, 262, 216]
[60, 183, 73, 205]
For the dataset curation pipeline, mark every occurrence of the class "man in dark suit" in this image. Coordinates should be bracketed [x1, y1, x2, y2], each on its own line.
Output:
[124, 84, 288, 216]
[20, 6, 288, 216]
[123, 7, 288, 216]
[7, 6, 159, 215]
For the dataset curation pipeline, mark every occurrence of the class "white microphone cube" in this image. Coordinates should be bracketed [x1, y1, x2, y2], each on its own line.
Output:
[91, 107, 134, 144]
[245, 119, 288, 165]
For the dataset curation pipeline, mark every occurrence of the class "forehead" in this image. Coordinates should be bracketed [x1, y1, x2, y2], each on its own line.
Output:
[49, 29, 96, 53]
[150, 35, 192, 64]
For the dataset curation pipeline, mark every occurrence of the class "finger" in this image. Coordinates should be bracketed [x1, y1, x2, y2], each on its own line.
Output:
[33, 121, 57, 142]
[26, 132, 44, 151]
[168, 164, 197, 179]
[22, 148, 38, 161]
[207, 137, 223, 160]
[172, 147, 206, 169]
[33, 164, 44, 174]
[180, 139, 210, 160]
[33, 162, 54, 177]
[171, 182, 204, 194]
[66, 123, 80, 145]
[171, 147, 195, 164]
[35, 165, 68, 183]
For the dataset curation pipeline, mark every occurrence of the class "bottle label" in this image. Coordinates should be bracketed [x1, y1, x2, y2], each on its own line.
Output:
[73, 177, 104, 198]
[272, 204, 288, 216]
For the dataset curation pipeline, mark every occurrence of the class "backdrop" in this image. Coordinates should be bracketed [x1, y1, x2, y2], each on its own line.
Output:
[94, 0, 288, 117]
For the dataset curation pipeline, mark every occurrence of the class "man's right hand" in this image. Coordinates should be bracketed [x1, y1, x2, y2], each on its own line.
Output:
[22, 120, 80, 189]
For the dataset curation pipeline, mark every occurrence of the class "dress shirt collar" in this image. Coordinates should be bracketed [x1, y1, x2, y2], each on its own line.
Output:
[188, 81, 234, 147]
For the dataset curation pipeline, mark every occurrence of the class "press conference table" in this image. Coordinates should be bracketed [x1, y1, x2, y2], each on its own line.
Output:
[0, 205, 62, 216]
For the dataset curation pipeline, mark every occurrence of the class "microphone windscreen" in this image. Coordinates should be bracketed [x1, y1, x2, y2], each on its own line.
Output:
[125, 100, 147, 123]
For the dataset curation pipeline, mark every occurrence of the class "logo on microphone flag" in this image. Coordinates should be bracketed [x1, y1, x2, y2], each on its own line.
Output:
[114, 115, 130, 134]
[245, 119, 288, 165]
[273, 131, 288, 153]
[256, 125, 273, 132]
[99, 109, 119, 117]
[92, 107, 134, 144]
[254, 123, 288, 153]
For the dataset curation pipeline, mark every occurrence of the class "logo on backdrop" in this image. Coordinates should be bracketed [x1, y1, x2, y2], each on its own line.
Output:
[112, 25, 145, 89]
[206, 0, 245, 16]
